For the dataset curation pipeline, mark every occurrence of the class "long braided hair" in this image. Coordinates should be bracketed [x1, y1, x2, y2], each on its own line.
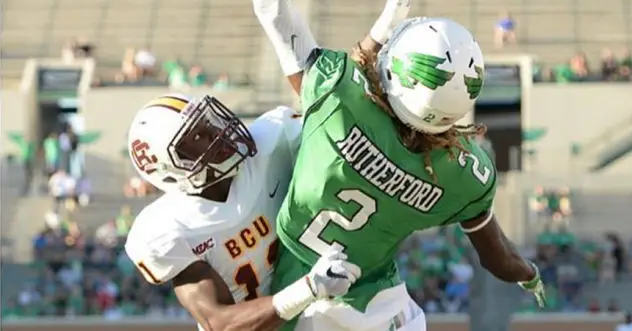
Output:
[349, 43, 486, 179]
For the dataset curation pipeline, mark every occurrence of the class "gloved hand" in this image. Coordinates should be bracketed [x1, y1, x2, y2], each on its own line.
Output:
[518, 261, 547, 308]
[307, 251, 362, 299]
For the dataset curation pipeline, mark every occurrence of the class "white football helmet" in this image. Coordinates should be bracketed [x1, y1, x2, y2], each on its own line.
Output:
[127, 94, 256, 194]
[377, 17, 485, 134]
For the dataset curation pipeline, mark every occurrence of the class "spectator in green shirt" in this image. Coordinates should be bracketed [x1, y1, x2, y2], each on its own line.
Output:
[188, 64, 208, 87]
[2, 298, 25, 319]
[43, 133, 61, 176]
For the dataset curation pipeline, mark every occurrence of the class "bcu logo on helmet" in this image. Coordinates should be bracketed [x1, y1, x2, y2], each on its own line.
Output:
[130, 139, 158, 174]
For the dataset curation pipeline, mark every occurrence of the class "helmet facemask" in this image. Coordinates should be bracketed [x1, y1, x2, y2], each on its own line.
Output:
[166, 96, 257, 192]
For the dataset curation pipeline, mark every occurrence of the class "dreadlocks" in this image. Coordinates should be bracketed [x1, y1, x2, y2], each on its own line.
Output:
[349, 43, 486, 180]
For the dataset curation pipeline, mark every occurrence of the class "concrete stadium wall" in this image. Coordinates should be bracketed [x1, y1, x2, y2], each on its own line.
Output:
[528, 83, 632, 174]
[2, 84, 631, 172]
[0, 87, 254, 159]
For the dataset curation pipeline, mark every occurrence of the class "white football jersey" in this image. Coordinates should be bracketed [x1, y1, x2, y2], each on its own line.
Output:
[125, 106, 301, 302]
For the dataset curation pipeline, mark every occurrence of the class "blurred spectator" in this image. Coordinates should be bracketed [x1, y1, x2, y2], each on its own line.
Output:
[601, 48, 619, 81]
[95, 222, 119, 248]
[528, 185, 573, 226]
[619, 49, 631, 81]
[134, 49, 157, 77]
[188, 64, 208, 87]
[587, 298, 601, 312]
[607, 299, 621, 313]
[554, 53, 590, 83]
[550, 186, 572, 227]
[2, 298, 24, 319]
[75, 176, 92, 207]
[213, 73, 231, 90]
[115, 206, 133, 238]
[605, 233, 627, 278]
[443, 275, 469, 313]
[421, 276, 443, 313]
[528, 185, 549, 220]
[570, 52, 590, 80]
[124, 175, 153, 198]
[556, 262, 583, 310]
[61, 38, 94, 63]
[164, 59, 188, 90]
[616, 312, 632, 331]
[58, 123, 80, 176]
[117, 48, 140, 83]
[43, 133, 61, 177]
[48, 170, 76, 213]
[494, 11, 516, 49]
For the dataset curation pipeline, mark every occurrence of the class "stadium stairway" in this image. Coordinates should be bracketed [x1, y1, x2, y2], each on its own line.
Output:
[9, 196, 56, 263]
[0, 161, 28, 261]
[572, 114, 632, 171]
[590, 133, 632, 171]
[70, 155, 157, 235]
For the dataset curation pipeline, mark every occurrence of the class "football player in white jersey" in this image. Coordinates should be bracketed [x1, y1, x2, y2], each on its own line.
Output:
[124, 94, 362, 331]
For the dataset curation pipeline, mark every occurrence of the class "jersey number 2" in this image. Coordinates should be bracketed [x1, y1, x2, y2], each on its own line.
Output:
[458, 151, 491, 184]
[299, 189, 376, 256]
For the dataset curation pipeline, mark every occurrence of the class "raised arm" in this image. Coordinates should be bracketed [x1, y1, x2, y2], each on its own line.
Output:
[252, 0, 318, 94]
[357, 0, 411, 55]
[253, 0, 411, 95]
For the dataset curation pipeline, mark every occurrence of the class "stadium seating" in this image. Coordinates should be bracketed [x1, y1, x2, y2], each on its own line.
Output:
[316, 0, 631, 65]
[1, 0, 261, 85]
[1, 0, 630, 85]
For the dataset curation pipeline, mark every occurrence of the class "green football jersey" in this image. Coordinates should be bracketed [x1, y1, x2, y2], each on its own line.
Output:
[272, 49, 496, 316]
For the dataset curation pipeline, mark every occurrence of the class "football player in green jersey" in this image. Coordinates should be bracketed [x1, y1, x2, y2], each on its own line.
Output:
[254, 0, 546, 330]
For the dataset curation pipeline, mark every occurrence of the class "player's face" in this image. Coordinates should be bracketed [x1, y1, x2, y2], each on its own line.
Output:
[177, 120, 236, 165]
[170, 96, 257, 187]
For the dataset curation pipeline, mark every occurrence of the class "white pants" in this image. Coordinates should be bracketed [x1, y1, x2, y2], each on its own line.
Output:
[295, 284, 426, 331]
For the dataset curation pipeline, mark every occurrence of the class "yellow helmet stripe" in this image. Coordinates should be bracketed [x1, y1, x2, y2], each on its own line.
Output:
[143, 95, 189, 113]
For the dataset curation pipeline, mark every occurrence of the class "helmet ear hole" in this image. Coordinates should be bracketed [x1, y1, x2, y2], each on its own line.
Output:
[386, 70, 393, 81]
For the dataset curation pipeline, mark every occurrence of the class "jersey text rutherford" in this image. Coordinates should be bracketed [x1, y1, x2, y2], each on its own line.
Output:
[336, 126, 444, 212]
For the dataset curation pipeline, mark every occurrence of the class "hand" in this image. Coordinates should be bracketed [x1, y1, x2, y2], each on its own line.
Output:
[518, 261, 547, 308]
[306, 251, 361, 299]
[370, 0, 411, 44]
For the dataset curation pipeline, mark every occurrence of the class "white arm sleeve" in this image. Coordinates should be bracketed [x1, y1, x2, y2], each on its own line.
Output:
[253, 0, 318, 75]
[125, 224, 199, 284]
[369, 0, 411, 44]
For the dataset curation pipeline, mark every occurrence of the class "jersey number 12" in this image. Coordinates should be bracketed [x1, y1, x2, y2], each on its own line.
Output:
[299, 189, 376, 256]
